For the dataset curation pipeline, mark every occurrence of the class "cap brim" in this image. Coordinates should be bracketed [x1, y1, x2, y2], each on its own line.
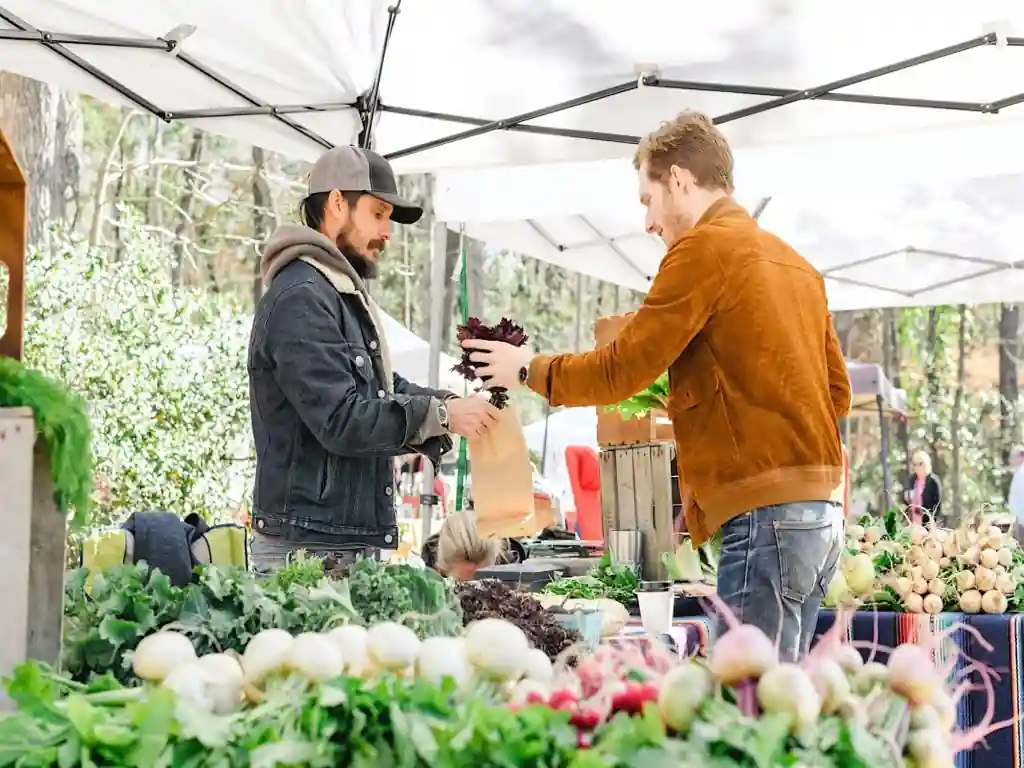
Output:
[372, 192, 423, 225]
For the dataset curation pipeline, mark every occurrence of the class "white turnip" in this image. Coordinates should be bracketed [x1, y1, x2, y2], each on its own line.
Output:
[367, 622, 421, 673]
[464, 618, 530, 681]
[909, 526, 926, 545]
[757, 664, 821, 731]
[284, 632, 345, 681]
[998, 548, 1014, 568]
[980, 548, 999, 569]
[982, 589, 1008, 614]
[843, 554, 875, 594]
[906, 729, 954, 768]
[904, 593, 924, 613]
[416, 636, 472, 686]
[920, 560, 939, 581]
[242, 628, 295, 685]
[195, 653, 245, 714]
[922, 594, 943, 614]
[975, 566, 996, 592]
[808, 659, 850, 714]
[132, 630, 196, 682]
[958, 589, 982, 614]
[832, 644, 863, 675]
[955, 571, 974, 592]
[520, 648, 554, 686]
[659, 662, 713, 733]
[887, 644, 942, 706]
[327, 625, 369, 676]
[162, 661, 214, 712]
[926, 578, 945, 597]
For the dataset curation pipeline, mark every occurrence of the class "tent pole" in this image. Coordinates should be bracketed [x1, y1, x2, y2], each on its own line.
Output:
[877, 394, 892, 511]
[420, 217, 447, 553]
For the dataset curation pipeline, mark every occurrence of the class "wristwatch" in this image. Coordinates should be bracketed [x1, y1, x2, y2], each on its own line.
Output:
[518, 365, 529, 385]
[437, 401, 450, 430]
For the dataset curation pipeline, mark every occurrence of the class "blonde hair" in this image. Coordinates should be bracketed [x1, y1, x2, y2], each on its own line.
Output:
[633, 110, 734, 192]
[911, 450, 932, 474]
[436, 510, 502, 573]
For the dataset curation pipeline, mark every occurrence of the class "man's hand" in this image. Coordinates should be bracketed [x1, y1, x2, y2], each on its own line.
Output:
[446, 395, 501, 438]
[461, 339, 535, 390]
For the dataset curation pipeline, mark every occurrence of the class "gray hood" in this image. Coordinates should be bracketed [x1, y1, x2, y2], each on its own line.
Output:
[260, 224, 365, 292]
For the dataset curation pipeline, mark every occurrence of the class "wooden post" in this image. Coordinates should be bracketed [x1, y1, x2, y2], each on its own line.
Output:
[0, 125, 26, 360]
[598, 443, 675, 581]
[0, 128, 66, 706]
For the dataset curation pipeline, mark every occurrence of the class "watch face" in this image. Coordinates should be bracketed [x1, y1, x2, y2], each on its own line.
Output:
[518, 365, 529, 384]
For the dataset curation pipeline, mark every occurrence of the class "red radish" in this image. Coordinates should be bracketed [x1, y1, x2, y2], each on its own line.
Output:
[548, 688, 579, 710]
[611, 680, 659, 715]
[569, 707, 604, 730]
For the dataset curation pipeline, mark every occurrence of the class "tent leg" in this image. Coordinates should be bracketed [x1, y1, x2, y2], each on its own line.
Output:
[877, 394, 892, 511]
[427, 219, 447, 389]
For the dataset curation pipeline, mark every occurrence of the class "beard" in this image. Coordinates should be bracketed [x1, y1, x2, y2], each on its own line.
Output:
[336, 230, 385, 280]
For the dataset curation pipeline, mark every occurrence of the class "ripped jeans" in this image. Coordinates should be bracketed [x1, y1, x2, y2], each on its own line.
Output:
[714, 501, 844, 661]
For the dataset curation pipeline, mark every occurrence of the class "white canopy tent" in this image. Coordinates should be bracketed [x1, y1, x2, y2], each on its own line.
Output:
[434, 161, 1024, 310]
[378, 311, 463, 389]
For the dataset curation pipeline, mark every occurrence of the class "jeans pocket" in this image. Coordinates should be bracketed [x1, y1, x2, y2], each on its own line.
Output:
[772, 519, 837, 603]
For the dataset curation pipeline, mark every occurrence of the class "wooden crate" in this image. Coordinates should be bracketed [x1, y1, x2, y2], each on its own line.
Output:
[594, 313, 674, 447]
[598, 443, 676, 581]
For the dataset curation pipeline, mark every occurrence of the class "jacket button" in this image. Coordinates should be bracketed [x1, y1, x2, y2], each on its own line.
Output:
[378, 389, 386, 398]
[369, 340, 378, 350]
[385, 486, 393, 496]
[355, 355, 364, 367]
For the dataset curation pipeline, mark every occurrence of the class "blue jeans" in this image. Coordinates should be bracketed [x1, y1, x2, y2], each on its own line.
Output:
[715, 501, 844, 661]
[249, 531, 384, 574]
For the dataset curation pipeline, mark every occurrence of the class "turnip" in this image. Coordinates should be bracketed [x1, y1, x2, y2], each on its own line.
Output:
[887, 644, 942, 706]
[327, 625, 370, 676]
[980, 548, 999, 569]
[520, 648, 554, 686]
[922, 540, 943, 562]
[826, 571, 852, 606]
[931, 691, 956, 732]
[958, 589, 982, 614]
[982, 589, 1008, 614]
[832, 644, 863, 675]
[987, 530, 1006, 551]
[509, 679, 549, 707]
[849, 524, 865, 540]
[942, 537, 958, 558]
[864, 526, 883, 544]
[909, 525, 926, 545]
[904, 593, 924, 613]
[132, 630, 197, 682]
[284, 632, 345, 682]
[893, 577, 912, 597]
[658, 662, 713, 733]
[906, 729, 954, 768]
[808, 658, 850, 714]
[162, 661, 214, 712]
[195, 653, 245, 714]
[908, 545, 925, 564]
[415, 636, 471, 686]
[998, 548, 1014, 568]
[757, 664, 821, 731]
[963, 546, 980, 566]
[842, 553, 875, 594]
[909, 703, 942, 732]
[367, 622, 421, 673]
[926, 578, 945, 597]
[912, 578, 929, 596]
[939, 557, 951, 568]
[922, 594, 943, 614]
[997, 573, 1015, 595]
[464, 618, 530, 681]
[242, 628, 295, 685]
[920, 560, 939, 581]
[955, 571, 975, 592]
[853, 662, 890, 696]
[708, 624, 778, 685]
[861, 541, 874, 554]
[975, 566, 996, 592]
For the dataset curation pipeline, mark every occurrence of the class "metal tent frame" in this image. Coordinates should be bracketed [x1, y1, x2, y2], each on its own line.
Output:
[1, 4, 1022, 161]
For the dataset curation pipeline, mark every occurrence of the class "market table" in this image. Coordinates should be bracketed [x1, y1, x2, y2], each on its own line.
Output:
[613, 610, 1021, 768]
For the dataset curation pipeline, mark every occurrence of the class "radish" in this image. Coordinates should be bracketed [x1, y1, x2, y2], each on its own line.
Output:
[920, 560, 939, 581]
[658, 663, 713, 734]
[911, 578, 929, 596]
[922, 540, 943, 562]
[611, 680, 659, 715]
[284, 632, 345, 681]
[893, 577, 911, 597]
[327, 625, 370, 676]
[922, 594, 942, 614]
[520, 648, 554, 686]
[955, 571, 975, 591]
[465, 618, 530, 681]
[367, 622, 420, 673]
[757, 664, 821, 731]
[887, 644, 942, 706]
[509, 679, 549, 707]
[963, 546, 980, 565]
[909, 526, 926, 545]
[980, 548, 999, 569]
[416, 636, 471, 687]
[132, 630, 196, 682]
[975, 566, 996, 592]
[926, 578, 945, 596]
[998, 548, 1014, 567]
[709, 624, 778, 685]
[982, 589, 1008, 614]
[906, 729, 954, 768]
[997, 573, 1015, 594]
[242, 629, 295, 685]
[853, 662, 889, 695]
[958, 589, 982, 614]
[808, 659, 850, 714]
[195, 653, 245, 714]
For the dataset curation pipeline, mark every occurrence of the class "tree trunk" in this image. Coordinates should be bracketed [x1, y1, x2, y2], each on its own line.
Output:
[881, 308, 911, 472]
[251, 145, 270, 307]
[171, 129, 205, 285]
[0, 73, 69, 245]
[949, 305, 968, 520]
[998, 303, 1020, 482]
[925, 307, 942, 468]
[832, 310, 856, 355]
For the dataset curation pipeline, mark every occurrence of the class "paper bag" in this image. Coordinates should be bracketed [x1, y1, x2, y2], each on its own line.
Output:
[468, 404, 540, 539]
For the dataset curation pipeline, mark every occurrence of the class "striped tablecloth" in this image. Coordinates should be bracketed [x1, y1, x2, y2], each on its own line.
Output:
[614, 610, 1020, 768]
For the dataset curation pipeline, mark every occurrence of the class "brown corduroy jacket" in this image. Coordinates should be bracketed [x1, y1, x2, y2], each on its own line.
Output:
[527, 198, 851, 545]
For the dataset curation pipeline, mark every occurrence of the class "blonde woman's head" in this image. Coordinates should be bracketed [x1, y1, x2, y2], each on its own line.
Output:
[437, 510, 501, 580]
[911, 450, 932, 478]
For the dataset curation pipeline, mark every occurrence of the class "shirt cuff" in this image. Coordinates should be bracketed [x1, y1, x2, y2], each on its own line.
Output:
[411, 397, 447, 444]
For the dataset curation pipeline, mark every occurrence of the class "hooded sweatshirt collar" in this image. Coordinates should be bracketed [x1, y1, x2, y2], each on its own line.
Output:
[260, 223, 365, 292]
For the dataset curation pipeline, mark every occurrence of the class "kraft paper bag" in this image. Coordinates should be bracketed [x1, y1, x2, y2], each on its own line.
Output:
[468, 404, 540, 540]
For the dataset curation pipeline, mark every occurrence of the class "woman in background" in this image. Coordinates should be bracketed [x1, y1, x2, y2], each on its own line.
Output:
[422, 509, 504, 580]
[905, 450, 941, 525]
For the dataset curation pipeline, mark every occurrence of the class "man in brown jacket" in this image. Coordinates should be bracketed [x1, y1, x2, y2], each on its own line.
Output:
[464, 111, 851, 659]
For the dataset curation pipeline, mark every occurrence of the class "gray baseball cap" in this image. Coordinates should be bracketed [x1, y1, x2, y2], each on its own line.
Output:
[307, 146, 422, 224]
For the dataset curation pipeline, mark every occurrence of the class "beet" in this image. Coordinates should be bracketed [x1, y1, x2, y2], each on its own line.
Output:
[453, 317, 529, 409]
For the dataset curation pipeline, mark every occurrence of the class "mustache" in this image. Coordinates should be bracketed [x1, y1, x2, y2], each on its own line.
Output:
[367, 240, 386, 253]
